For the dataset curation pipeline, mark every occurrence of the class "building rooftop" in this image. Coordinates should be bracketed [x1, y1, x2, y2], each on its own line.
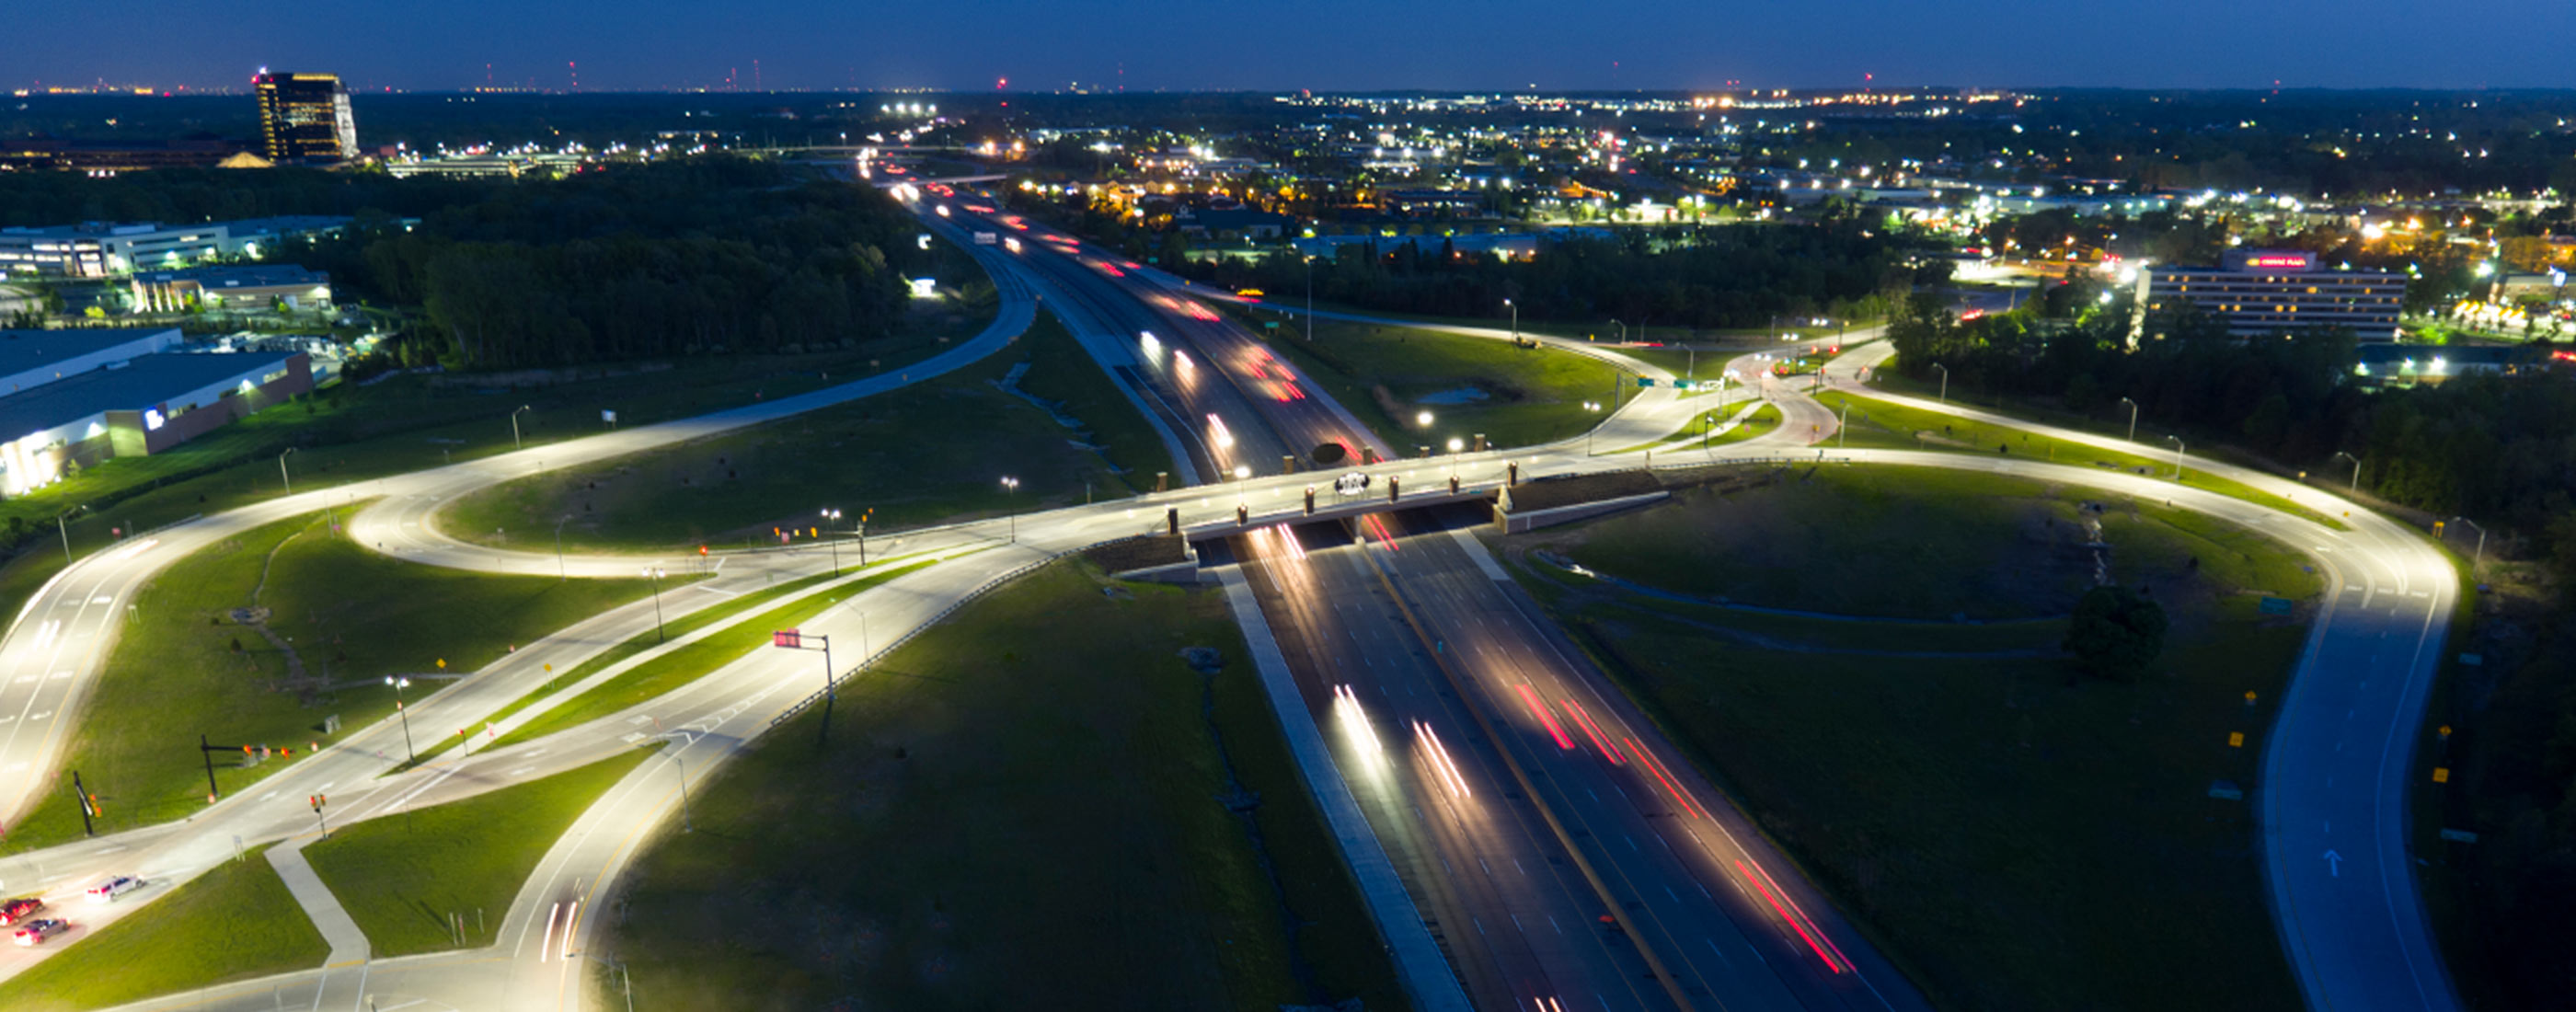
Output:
[0, 328, 178, 371]
[132, 264, 328, 288]
[0, 351, 298, 442]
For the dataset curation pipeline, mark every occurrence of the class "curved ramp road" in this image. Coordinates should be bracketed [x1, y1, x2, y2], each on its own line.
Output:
[1817, 343, 2463, 1012]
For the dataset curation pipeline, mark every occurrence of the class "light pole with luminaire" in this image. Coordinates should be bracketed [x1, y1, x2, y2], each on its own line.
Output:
[2166, 435, 2188, 481]
[642, 567, 666, 642]
[1446, 437, 1464, 482]
[1303, 254, 1316, 342]
[1582, 401, 1603, 455]
[1504, 298, 1517, 341]
[2119, 397, 2139, 443]
[2331, 451, 2363, 492]
[278, 447, 297, 495]
[1930, 362, 1949, 405]
[511, 404, 533, 449]
[820, 508, 843, 576]
[1415, 409, 1433, 431]
[1607, 318, 1625, 342]
[385, 676, 415, 762]
[553, 515, 570, 581]
[2453, 516, 2488, 569]
[999, 477, 1020, 542]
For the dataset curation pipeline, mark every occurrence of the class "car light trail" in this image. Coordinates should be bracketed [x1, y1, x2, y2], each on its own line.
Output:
[540, 902, 558, 962]
[1741, 858, 1852, 974]
[1414, 721, 1472, 799]
[1623, 736, 1710, 821]
[1513, 684, 1575, 750]
[1562, 696, 1623, 765]
[1332, 684, 1384, 771]
[1206, 413, 1235, 449]
[1363, 514, 1400, 551]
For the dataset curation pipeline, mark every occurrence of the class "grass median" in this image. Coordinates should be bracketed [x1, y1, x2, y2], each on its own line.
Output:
[441, 314, 1160, 555]
[0, 844, 327, 1012]
[3, 512, 663, 854]
[305, 746, 658, 956]
[603, 559, 1407, 1010]
[486, 557, 945, 750]
[1259, 317, 1627, 452]
[1816, 390, 2349, 530]
[1507, 465, 2319, 1012]
[0, 304, 996, 628]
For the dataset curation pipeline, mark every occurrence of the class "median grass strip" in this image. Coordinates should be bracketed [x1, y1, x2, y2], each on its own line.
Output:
[390, 561, 922, 772]
[1510, 468, 2319, 1012]
[1261, 318, 1627, 451]
[0, 844, 327, 1012]
[487, 558, 942, 749]
[305, 747, 658, 956]
[4, 512, 663, 854]
[442, 314, 1155, 554]
[605, 559, 1406, 1010]
[1816, 390, 2349, 530]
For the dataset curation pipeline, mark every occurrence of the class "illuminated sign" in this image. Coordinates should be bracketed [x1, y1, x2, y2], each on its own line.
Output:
[2245, 255, 2309, 269]
[143, 408, 164, 431]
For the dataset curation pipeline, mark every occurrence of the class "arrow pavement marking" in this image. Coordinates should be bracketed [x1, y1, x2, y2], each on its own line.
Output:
[2324, 849, 2343, 878]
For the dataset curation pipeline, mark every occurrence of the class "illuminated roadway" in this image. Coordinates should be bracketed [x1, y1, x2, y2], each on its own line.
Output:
[0, 190, 2458, 1012]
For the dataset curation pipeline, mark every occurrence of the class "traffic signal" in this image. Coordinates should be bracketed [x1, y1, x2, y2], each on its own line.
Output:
[698, 545, 708, 557]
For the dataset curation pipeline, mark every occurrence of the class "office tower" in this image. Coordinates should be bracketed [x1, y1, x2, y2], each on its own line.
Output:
[254, 72, 358, 163]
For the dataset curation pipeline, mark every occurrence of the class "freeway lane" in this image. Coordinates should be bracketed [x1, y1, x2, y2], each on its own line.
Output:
[1367, 511, 1920, 1011]
[1235, 522, 1669, 1010]
[1812, 343, 2464, 1012]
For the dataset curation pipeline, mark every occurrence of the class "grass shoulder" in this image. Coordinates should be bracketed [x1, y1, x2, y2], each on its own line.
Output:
[1258, 317, 1627, 452]
[602, 559, 1406, 1010]
[487, 556, 945, 750]
[0, 844, 327, 1012]
[1818, 389, 2348, 530]
[440, 314, 1151, 554]
[308, 747, 658, 956]
[1504, 465, 2318, 1012]
[5, 512, 662, 854]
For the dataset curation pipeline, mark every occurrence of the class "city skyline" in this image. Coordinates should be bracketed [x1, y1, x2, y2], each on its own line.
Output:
[11, 0, 2576, 94]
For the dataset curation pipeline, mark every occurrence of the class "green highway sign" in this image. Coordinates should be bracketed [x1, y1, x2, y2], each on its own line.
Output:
[1638, 377, 1654, 387]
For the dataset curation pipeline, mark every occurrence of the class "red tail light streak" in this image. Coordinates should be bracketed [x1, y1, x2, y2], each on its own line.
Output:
[1363, 514, 1400, 551]
[1622, 736, 1710, 821]
[1561, 696, 1623, 765]
[1740, 858, 1854, 974]
[1513, 684, 1575, 750]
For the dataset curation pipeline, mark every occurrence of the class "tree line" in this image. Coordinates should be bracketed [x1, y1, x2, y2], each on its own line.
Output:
[1179, 220, 1926, 332]
[276, 157, 923, 370]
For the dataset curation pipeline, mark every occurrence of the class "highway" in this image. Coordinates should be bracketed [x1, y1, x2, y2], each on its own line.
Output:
[0, 179, 2462, 1012]
[1233, 508, 1925, 1011]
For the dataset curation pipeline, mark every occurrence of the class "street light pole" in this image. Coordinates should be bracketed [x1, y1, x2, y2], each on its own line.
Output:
[642, 567, 666, 642]
[385, 676, 415, 763]
[1608, 318, 1625, 342]
[511, 405, 533, 450]
[1304, 255, 1315, 342]
[278, 447, 297, 495]
[999, 477, 1020, 543]
[2120, 397, 2139, 443]
[1931, 362, 1949, 405]
[2332, 451, 2363, 492]
[671, 751, 692, 834]
[2166, 435, 2188, 481]
[1583, 401, 1602, 455]
[821, 509, 842, 577]
[2454, 516, 2488, 569]
[553, 515, 570, 581]
[1506, 298, 1518, 341]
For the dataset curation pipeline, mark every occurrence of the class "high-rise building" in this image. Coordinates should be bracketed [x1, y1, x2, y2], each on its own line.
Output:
[253, 73, 358, 164]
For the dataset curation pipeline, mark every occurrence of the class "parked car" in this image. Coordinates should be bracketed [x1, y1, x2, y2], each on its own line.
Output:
[0, 898, 42, 926]
[86, 876, 144, 903]
[11, 919, 69, 946]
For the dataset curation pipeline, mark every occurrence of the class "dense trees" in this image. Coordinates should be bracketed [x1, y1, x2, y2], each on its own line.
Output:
[277, 157, 920, 370]
[1179, 221, 1921, 332]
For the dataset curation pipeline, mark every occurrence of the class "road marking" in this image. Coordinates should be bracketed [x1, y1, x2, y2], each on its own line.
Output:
[26, 711, 47, 721]
[47, 671, 68, 680]
[620, 733, 644, 743]
[89, 596, 110, 605]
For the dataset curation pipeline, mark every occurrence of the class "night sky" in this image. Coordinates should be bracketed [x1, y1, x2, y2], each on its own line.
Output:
[15, 0, 2576, 93]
